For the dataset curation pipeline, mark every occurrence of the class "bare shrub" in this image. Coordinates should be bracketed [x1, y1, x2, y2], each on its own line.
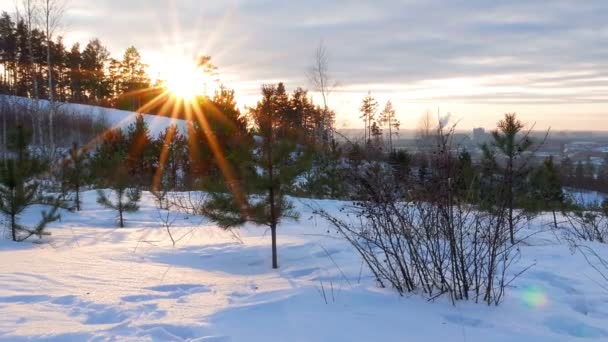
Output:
[561, 203, 608, 292]
[562, 209, 608, 243]
[317, 123, 521, 305]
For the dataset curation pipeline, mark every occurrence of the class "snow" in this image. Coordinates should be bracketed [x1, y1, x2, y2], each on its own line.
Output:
[1, 191, 608, 341]
[0, 95, 187, 136]
[565, 188, 607, 207]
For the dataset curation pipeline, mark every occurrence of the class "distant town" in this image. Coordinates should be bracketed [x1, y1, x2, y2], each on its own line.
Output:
[338, 128, 608, 165]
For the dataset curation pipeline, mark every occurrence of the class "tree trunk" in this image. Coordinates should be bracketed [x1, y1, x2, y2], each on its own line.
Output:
[267, 112, 278, 269]
[388, 118, 393, 152]
[47, 36, 55, 153]
[507, 155, 515, 244]
[118, 193, 124, 227]
[552, 209, 558, 230]
[75, 183, 80, 211]
[11, 212, 17, 242]
[2, 106, 6, 164]
[271, 223, 278, 269]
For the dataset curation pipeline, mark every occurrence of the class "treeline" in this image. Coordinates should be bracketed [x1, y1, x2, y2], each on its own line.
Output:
[560, 156, 608, 193]
[0, 11, 156, 110]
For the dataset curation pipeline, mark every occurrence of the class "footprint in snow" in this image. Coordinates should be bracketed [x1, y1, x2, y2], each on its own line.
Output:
[544, 316, 607, 338]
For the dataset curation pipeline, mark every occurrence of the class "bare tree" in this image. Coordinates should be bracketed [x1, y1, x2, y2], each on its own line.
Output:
[1, 98, 7, 166]
[415, 110, 437, 152]
[17, 0, 42, 147]
[42, 0, 66, 154]
[307, 40, 338, 142]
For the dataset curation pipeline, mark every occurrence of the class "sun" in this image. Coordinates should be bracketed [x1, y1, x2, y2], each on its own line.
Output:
[164, 64, 204, 100]
[161, 58, 217, 101]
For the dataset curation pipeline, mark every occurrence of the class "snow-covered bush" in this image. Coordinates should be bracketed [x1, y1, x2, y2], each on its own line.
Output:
[562, 209, 608, 243]
[318, 162, 518, 305]
[318, 126, 521, 305]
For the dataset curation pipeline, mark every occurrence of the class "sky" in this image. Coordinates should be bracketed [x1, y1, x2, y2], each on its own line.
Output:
[2, 0, 608, 131]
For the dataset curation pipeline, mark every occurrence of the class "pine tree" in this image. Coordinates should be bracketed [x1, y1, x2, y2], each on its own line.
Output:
[482, 113, 535, 244]
[0, 12, 17, 93]
[598, 156, 608, 192]
[560, 156, 574, 186]
[583, 159, 595, 189]
[117, 46, 150, 110]
[80, 38, 109, 102]
[359, 93, 378, 143]
[95, 153, 141, 228]
[529, 157, 564, 228]
[93, 127, 141, 227]
[388, 149, 411, 181]
[62, 141, 89, 211]
[379, 100, 400, 151]
[67, 42, 82, 101]
[125, 114, 154, 187]
[0, 125, 66, 241]
[454, 149, 478, 201]
[575, 161, 585, 188]
[186, 85, 252, 187]
[155, 124, 187, 191]
[204, 83, 310, 269]
[371, 121, 383, 141]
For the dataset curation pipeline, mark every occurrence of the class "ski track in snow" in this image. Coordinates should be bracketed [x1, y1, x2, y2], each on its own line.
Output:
[0, 191, 608, 341]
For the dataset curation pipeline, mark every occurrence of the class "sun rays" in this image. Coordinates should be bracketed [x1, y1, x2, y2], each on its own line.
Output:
[55, 1, 251, 218]
[163, 56, 218, 101]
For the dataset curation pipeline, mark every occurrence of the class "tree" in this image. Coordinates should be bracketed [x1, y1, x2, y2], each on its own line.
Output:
[124, 114, 155, 187]
[529, 157, 565, 228]
[0, 12, 17, 93]
[370, 121, 382, 145]
[482, 113, 537, 244]
[62, 142, 89, 211]
[598, 157, 608, 193]
[96, 156, 141, 228]
[575, 161, 585, 188]
[204, 83, 310, 269]
[81, 38, 109, 102]
[42, 0, 66, 152]
[359, 92, 378, 143]
[379, 100, 400, 151]
[454, 149, 478, 202]
[19, 0, 40, 100]
[117, 46, 150, 110]
[66, 43, 82, 101]
[0, 125, 65, 241]
[155, 124, 188, 191]
[560, 156, 574, 186]
[307, 41, 337, 143]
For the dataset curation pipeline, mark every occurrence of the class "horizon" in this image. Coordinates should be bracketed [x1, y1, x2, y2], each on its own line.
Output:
[0, 0, 606, 130]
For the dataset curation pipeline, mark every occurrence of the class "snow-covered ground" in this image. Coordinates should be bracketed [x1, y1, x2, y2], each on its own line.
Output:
[1, 191, 608, 341]
[0, 95, 187, 136]
[565, 188, 607, 207]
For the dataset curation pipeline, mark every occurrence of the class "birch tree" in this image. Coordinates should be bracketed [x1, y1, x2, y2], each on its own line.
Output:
[42, 0, 66, 154]
[307, 41, 337, 143]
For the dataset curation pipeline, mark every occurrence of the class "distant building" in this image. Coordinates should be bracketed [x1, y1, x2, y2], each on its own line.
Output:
[472, 128, 487, 143]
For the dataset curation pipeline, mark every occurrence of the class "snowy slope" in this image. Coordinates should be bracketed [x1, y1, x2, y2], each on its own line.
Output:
[0, 95, 186, 136]
[565, 188, 607, 207]
[1, 192, 608, 341]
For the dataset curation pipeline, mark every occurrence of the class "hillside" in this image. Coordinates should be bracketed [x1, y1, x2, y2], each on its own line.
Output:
[0, 96, 187, 137]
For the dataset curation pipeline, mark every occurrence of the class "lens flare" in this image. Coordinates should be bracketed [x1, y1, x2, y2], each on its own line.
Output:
[521, 286, 548, 309]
